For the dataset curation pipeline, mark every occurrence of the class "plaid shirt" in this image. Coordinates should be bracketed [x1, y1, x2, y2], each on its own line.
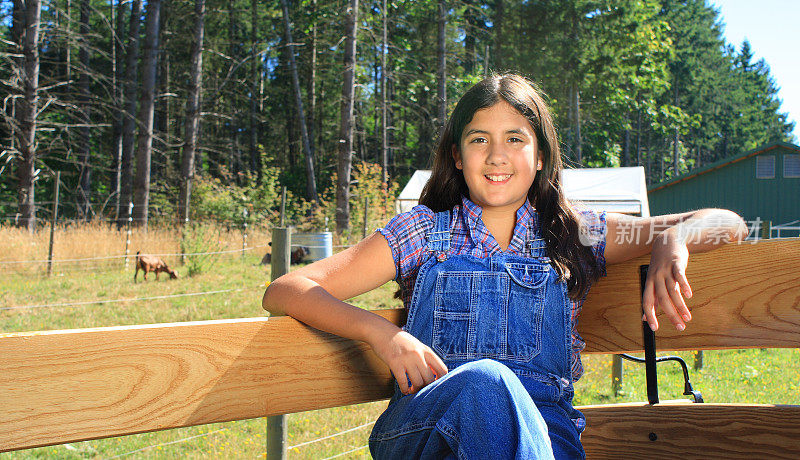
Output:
[378, 196, 607, 382]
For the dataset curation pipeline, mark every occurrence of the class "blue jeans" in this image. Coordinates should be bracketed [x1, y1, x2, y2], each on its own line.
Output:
[369, 359, 575, 459]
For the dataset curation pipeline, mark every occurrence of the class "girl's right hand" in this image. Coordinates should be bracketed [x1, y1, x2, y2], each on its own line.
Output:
[369, 329, 448, 395]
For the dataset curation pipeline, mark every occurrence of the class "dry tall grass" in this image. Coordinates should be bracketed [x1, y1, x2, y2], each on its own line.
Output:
[0, 222, 274, 275]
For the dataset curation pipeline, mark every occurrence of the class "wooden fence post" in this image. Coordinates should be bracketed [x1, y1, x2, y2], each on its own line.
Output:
[266, 223, 291, 460]
[761, 220, 772, 241]
[47, 171, 60, 276]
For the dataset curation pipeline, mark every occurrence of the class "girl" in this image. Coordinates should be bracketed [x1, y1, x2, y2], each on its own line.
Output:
[262, 74, 747, 459]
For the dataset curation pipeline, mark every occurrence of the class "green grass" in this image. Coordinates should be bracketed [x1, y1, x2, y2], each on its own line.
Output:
[2, 255, 797, 459]
[574, 349, 800, 406]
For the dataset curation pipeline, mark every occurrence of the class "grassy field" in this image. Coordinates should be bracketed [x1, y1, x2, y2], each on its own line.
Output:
[1, 224, 797, 459]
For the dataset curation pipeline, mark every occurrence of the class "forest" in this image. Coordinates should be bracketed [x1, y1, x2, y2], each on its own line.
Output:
[1, 0, 795, 233]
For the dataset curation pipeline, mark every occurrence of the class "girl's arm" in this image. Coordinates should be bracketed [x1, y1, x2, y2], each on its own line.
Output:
[262, 232, 447, 394]
[603, 209, 748, 332]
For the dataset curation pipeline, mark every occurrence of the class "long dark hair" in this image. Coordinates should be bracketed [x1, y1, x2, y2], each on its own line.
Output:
[419, 74, 601, 300]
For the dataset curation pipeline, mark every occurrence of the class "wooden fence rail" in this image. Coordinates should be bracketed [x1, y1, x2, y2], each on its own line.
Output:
[1, 239, 799, 457]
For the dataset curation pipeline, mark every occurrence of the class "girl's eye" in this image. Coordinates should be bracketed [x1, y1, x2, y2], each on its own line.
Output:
[508, 137, 523, 143]
[470, 137, 487, 144]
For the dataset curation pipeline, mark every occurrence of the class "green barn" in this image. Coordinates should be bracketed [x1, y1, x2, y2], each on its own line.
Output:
[647, 141, 800, 238]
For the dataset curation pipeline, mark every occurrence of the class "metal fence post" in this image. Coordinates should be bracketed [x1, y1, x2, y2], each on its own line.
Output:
[363, 196, 370, 240]
[47, 172, 61, 276]
[612, 354, 623, 396]
[694, 350, 704, 370]
[124, 202, 133, 270]
[242, 208, 248, 260]
[280, 186, 286, 228]
[266, 225, 291, 460]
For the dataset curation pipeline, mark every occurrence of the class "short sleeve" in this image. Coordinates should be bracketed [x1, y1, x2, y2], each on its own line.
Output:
[576, 209, 607, 278]
[376, 205, 435, 282]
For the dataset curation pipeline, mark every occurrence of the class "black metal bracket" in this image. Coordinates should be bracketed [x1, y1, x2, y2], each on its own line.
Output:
[640, 264, 660, 404]
[618, 354, 704, 403]
[630, 264, 703, 404]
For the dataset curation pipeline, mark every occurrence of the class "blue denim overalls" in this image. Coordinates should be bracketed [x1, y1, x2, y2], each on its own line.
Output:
[369, 210, 586, 459]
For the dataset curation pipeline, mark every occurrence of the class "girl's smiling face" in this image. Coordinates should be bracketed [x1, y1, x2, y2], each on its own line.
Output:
[454, 100, 542, 214]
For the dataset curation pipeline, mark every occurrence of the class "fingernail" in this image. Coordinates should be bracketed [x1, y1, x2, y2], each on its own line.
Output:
[677, 323, 685, 332]
[642, 314, 647, 322]
[683, 314, 691, 322]
[650, 322, 657, 331]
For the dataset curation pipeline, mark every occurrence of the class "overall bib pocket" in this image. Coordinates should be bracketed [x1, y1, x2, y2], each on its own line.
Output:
[432, 264, 548, 362]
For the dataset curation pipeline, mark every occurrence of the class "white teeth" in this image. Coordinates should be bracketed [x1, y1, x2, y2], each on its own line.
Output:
[485, 174, 511, 182]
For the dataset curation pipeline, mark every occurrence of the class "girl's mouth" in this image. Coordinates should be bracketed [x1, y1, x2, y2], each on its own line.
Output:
[484, 174, 512, 183]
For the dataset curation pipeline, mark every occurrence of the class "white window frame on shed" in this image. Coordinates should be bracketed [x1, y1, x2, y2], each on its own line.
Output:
[756, 155, 775, 179]
[784, 154, 800, 178]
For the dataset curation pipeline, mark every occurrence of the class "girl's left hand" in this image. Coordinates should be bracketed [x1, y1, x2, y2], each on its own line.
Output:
[642, 229, 693, 332]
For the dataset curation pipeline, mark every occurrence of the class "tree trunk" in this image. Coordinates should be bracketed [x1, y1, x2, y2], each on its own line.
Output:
[386, 64, 395, 176]
[571, 81, 581, 164]
[77, 0, 92, 220]
[15, 0, 42, 232]
[227, 0, 241, 182]
[636, 108, 642, 166]
[463, 0, 476, 74]
[10, 0, 22, 58]
[621, 113, 630, 167]
[436, 0, 446, 132]
[645, 130, 652, 184]
[66, 0, 71, 82]
[132, 0, 163, 228]
[118, 0, 142, 226]
[153, 4, 170, 183]
[249, 0, 261, 182]
[336, 0, 358, 232]
[356, 99, 366, 161]
[178, 0, 205, 224]
[569, 9, 581, 164]
[307, 0, 317, 179]
[721, 133, 728, 160]
[493, 0, 503, 69]
[8, 0, 23, 153]
[672, 127, 679, 176]
[111, 0, 127, 219]
[673, 84, 680, 176]
[280, 0, 317, 204]
[380, 0, 388, 186]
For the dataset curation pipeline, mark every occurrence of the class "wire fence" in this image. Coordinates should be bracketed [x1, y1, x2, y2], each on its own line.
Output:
[83, 418, 375, 459]
[0, 244, 271, 266]
[1, 285, 263, 311]
[321, 444, 370, 459]
[104, 428, 229, 459]
[286, 421, 375, 450]
[94, 419, 375, 459]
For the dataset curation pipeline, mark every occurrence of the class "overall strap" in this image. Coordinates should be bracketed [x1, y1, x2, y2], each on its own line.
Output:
[426, 210, 452, 254]
[525, 219, 548, 258]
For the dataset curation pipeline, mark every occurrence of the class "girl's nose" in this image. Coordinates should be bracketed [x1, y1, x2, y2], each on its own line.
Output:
[486, 144, 509, 165]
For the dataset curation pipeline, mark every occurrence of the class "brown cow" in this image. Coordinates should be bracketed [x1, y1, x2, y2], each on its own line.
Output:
[134, 251, 178, 282]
